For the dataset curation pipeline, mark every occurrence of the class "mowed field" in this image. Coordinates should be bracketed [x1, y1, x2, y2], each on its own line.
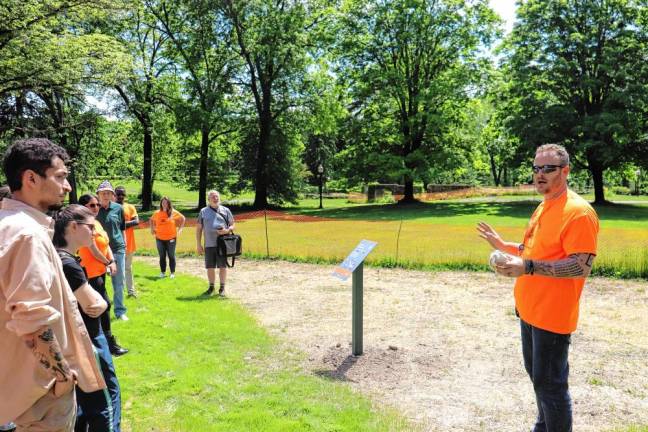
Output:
[133, 200, 648, 278]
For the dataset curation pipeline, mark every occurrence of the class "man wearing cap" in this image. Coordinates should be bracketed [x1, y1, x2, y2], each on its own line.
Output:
[115, 186, 139, 298]
[96, 180, 129, 321]
[1, 138, 105, 430]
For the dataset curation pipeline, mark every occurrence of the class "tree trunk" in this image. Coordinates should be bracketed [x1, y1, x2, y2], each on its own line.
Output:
[253, 111, 271, 209]
[141, 127, 153, 211]
[400, 179, 416, 203]
[197, 124, 210, 210]
[591, 164, 606, 204]
[68, 165, 78, 204]
[489, 154, 500, 186]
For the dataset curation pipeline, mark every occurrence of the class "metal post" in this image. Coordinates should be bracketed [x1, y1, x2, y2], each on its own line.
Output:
[318, 174, 323, 209]
[352, 261, 363, 356]
[264, 210, 269, 257]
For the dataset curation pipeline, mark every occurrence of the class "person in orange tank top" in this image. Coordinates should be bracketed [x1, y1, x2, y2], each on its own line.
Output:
[78, 194, 129, 357]
[477, 144, 599, 432]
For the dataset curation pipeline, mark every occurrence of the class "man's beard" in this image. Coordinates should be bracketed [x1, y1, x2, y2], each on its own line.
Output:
[47, 201, 64, 212]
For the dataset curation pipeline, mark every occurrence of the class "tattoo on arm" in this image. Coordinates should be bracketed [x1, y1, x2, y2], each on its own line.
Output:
[24, 327, 73, 382]
[532, 253, 596, 278]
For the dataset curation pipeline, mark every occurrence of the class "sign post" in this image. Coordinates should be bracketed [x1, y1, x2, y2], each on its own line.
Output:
[332, 240, 377, 356]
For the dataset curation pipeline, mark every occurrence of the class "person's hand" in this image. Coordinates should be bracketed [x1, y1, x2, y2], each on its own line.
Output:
[495, 255, 525, 277]
[84, 302, 106, 318]
[197, 245, 204, 255]
[477, 222, 505, 250]
[53, 374, 75, 397]
[217, 228, 229, 236]
[177, 228, 183, 236]
[107, 262, 117, 275]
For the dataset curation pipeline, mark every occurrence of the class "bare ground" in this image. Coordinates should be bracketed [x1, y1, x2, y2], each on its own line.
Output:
[137, 257, 648, 431]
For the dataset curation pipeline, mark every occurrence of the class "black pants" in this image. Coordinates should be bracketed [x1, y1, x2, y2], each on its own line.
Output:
[156, 238, 177, 273]
[89, 274, 111, 336]
[521, 319, 572, 432]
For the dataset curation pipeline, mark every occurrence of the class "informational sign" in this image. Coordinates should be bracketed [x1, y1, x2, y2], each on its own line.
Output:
[332, 240, 378, 281]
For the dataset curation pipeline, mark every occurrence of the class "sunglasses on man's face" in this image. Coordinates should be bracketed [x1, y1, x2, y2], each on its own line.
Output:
[532, 164, 564, 174]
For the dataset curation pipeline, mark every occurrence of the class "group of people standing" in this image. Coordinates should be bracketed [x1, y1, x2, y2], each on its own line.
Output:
[0, 138, 236, 432]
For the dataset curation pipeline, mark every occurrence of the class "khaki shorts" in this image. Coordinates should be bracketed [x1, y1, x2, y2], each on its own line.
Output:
[14, 387, 75, 432]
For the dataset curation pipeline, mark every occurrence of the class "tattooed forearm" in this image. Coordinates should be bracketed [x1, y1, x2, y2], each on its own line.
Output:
[24, 326, 73, 382]
[531, 253, 596, 278]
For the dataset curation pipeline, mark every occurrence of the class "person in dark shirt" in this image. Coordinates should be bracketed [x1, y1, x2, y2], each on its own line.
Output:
[53, 205, 122, 432]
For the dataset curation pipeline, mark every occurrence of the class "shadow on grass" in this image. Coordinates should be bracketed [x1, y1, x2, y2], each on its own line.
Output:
[175, 294, 227, 302]
[314, 354, 359, 382]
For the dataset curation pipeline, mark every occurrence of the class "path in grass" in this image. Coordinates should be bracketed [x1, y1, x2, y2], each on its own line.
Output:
[112, 263, 412, 432]
[137, 257, 648, 432]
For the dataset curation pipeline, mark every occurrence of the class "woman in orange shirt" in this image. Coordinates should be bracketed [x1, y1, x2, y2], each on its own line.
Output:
[150, 197, 185, 279]
[78, 194, 128, 356]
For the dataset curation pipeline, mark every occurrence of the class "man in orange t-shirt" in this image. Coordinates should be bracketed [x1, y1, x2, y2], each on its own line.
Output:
[477, 144, 599, 432]
[115, 186, 139, 298]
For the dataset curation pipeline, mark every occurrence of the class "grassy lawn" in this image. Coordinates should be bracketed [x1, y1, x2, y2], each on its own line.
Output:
[112, 262, 413, 432]
[134, 199, 648, 279]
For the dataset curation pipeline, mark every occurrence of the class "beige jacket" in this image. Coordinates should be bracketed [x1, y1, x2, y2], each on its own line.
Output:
[0, 198, 105, 423]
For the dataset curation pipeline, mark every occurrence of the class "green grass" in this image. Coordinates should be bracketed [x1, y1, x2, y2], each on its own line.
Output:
[112, 263, 414, 432]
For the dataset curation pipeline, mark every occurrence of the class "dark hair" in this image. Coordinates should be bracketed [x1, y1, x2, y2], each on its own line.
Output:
[78, 193, 98, 206]
[115, 186, 126, 195]
[2, 138, 70, 191]
[0, 185, 10, 201]
[159, 196, 173, 216]
[52, 204, 94, 248]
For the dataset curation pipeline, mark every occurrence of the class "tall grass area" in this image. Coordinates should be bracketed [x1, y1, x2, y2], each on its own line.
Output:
[113, 263, 413, 431]
[132, 203, 648, 278]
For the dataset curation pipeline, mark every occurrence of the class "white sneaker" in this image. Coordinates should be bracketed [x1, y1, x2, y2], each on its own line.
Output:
[169, 273, 175, 279]
[118, 314, 129, 321]
[159, 272, 166, 278]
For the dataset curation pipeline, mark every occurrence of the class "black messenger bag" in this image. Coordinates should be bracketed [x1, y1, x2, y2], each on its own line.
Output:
[216, 233, 242, 267]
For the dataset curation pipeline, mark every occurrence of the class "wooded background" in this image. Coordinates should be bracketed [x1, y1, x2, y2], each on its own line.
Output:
[1, 0, 647, 209]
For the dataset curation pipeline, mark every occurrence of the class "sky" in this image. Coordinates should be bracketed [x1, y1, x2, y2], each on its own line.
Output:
[489, 0, 518, 34]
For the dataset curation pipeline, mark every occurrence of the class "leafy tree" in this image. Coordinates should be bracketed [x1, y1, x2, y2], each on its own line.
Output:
[337, 0, 499, 202]
[502, 0, 648, 203]
[149, 0, 236, 209]
[223, 0, 330, 208]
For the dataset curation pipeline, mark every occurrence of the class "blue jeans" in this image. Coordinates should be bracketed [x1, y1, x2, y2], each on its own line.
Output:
[521, 319, 572, 432]
[111, 250, 126, 318]
[75, 332, 121, 432]
[156, 238, 177, 273]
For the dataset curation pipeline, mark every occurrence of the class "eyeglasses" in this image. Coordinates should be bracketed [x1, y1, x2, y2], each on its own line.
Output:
[532, 164, 565, 174]
[86, 203, 100, 208]
[78, 222, 95, 232]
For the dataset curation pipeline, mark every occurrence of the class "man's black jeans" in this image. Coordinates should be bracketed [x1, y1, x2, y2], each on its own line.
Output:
[156, 238, 177, 273]
[520, 319, 572, 432]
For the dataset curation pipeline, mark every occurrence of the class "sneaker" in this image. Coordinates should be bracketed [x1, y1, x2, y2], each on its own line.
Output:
[169, 273, 175, 279]
[117, 314, 129, 322]
[127, 291, 138, 298]
[202, 287, 215, 296]
[218, 286, 225, 297]
[159, 272, 166, 278]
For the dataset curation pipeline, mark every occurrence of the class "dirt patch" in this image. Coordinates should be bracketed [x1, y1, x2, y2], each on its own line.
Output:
[137, 257, 648, 431]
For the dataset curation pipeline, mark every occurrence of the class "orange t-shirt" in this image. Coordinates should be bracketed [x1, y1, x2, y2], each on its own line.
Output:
[151, 209, 183, 241]
[514, 190, 599, 334]
[122, 203, 138, 253]
[79, 221, 110, 279]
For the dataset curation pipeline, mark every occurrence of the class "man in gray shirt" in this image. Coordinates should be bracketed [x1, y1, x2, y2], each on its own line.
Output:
[196, 190, 235, 296]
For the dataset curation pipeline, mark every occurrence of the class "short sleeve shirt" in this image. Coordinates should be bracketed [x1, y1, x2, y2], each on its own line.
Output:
[78, 221, 110, 279]
[97, 201, 126, 252]
[197, 205, 234, 248]
[59, 251, 100, 339]
[514, 190, 599, 334]
[151, 209, 184, 241]
[123, 203, 138, 253]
